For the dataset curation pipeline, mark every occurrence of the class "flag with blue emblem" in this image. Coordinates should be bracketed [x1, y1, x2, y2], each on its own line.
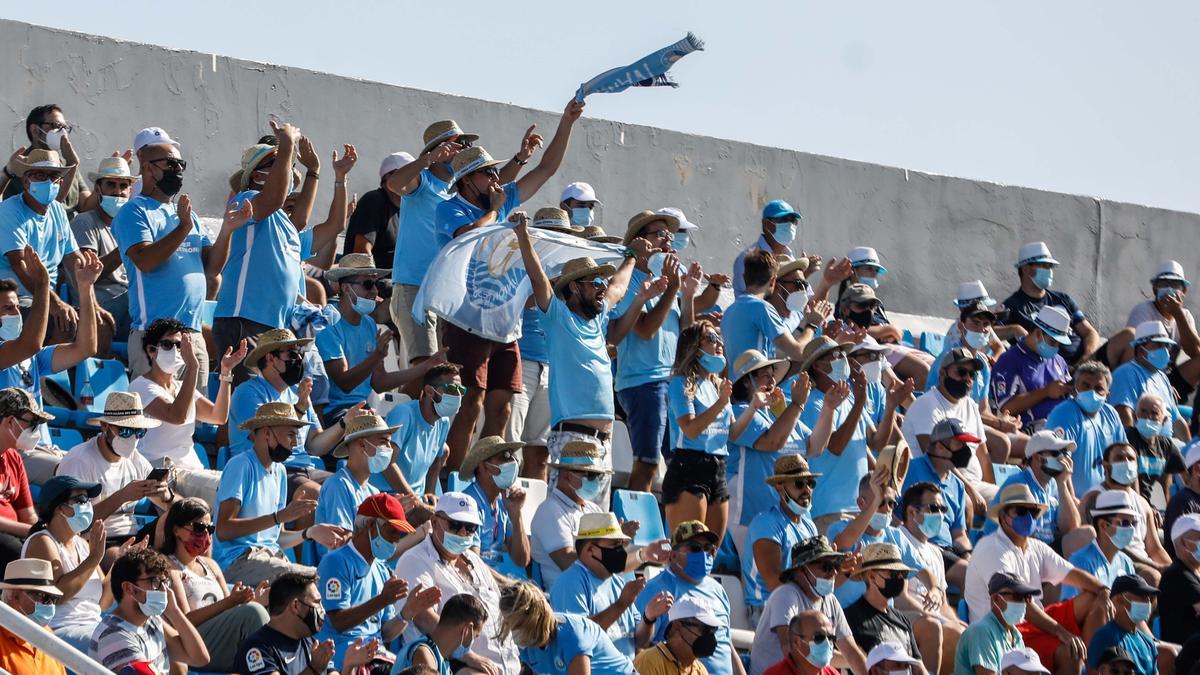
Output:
[575, 32, 705, 102]
[414, 225, 624, 343]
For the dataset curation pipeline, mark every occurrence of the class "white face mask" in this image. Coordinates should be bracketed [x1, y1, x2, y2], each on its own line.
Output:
[15, 424, 40, 451]
[859, 359, 884, 384]
[110, 432, 139, 458]
[786, 287, 813, 314]
[42, 128, 66, 152]
[154, 346, 183, 374]
[0, 314, 21, 341]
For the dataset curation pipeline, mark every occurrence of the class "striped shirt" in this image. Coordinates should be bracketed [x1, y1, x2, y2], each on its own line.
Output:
[88, 613, 168, 674]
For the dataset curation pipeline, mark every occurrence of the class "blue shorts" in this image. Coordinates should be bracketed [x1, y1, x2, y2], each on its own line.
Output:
[616, 380, 671, 464]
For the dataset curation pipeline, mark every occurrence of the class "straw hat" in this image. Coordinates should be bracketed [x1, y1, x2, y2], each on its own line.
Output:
[422, 120, 479, 155]
[850, 542, 913, 579]
[582, 225, 622, 244]
[547, 440, 611, 474]
[234, 143, 278, 191]
[10, 149, 73, 178]
[244, 328, 314, 370]
[766, 454, 822, 484]
[731, 349, 789, 385]
[326, 252, 391, 282]
[777, 256, 811, 278]
[86, 392, 161, 429]
[874, 440, 911, 489]
[576, 512, 631, 542]
[533, 207, 581, 234]
[797, 336, 855, 374]
[0, 558, 62, 596]
[87, 156, 137, 184]
[551, 257, 617, 294]
[332, 413, 400, 458]
[449, 146, 504, 188]
[622, 210, 680, 245]
[238, 402, 315, 431]
[987, 483, 1048, 521]
[458, 435, 524, 481]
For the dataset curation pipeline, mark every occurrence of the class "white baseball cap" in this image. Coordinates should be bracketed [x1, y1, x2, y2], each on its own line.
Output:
[1016, 242, 1059, 267]
[1090, 489, 1139, 519]
[656, 207, 696, 231]
[560, 181, 602, 205]
[1133, 320, 1176, 347]
[865, 642, 922, 670]
[1032, 306, 1072, 345]
[1000, 647, 1050, 674]
[1153, 260, 1190, 286]
[1184, 439, 1200, 469]
[1024, 429, 1076, 458]
[955, 280, 997, 308]
[379, 152, 416, 178]
[436, 491, 482, 526]
[1171, 513, 1200, 543]
[667, 596, 721, 627]
[133, 127, 181, 152]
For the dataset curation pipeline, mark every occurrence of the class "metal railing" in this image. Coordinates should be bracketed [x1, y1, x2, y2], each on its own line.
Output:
[0, 600, 109, 675]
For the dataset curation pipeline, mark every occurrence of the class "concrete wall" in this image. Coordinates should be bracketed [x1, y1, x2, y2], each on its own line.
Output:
[1, 19, 1193, 334]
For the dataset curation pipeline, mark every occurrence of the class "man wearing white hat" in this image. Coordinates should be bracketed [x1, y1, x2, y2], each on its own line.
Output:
[1160, 513, 1200, 644]
[863, 641, 924, 675]
[0, 558, 67, 674]
[1077, 442, 1173, 572]
[1108, 260, 1200, 368]
[344, 152, 410, 269]
[561, 181, 602, 229]
[991, 306, 1074, 432]
[947, 280, 1025, 348]
[1061, 490, 1138, 602]
[1164, 440, 1200, 558]
[1109, 321, 1189, 437]
[634, 596, 723, 675]
[1000, 241, 1099, 366]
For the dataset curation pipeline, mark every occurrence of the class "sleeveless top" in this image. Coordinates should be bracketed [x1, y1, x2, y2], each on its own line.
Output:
[170, 554, 226, 610]
[393, 636, 452, 675]
[22, 530, 102, 632]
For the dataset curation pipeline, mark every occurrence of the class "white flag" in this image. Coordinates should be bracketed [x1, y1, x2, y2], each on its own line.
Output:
[413, 225, 625, 343]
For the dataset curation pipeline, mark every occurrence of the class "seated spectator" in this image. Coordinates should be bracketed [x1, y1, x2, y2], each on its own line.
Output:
[836, 272, 932, 384]
[394, 593, 488, 674]
[380, 363, 460, 498]
[0, 558, 67, 674]
[500, 579, 635, 674]
[722, 250, 811, 364]
[315, 413, 398, 548]
[160, 498, 270, 672]
[767, 256, 818, 337]
[964, 485, 1111, 673]
[849, 341, 894, 429]
[1160, 514, 1200, 645]
[316, 493, 435, 670]
[530, 439, 609, 589]
[999, 241, 1098, 366]
[998, 647, 1051, 675]
[394, 491, 520, 674]
[0, 388, 51, 569]
[1044, 361, 1128, 495]
[991, 305, 1073, 433]
[235, 570, 378, 675]
[56, 391, 175, 563]
[741, 454, 821, 625]
[1107, 261, 1200, 387]
[1110, 321, 1187, 437]
[828, 474, 923, 608]
[750, 536, 866, 675]
[214, 402, 351, 586]
[1062, 490, 1138, 601]
[1164, 441, 1200, 559]
[1125, 393, 1184, 504]
[954, 572, 1033, 675]
[843, 543, 924, 661]
[639, 521, 739, 675]
[945, 280, 1019, 360]
[91, 547, 209, 672]
[896, 482, 969, 632]
[68, 155, 136, 350]
[2, 104, 91, 215]
[458, 435, 530, 567]
[981, 430, 1082, 553]
[1094, 647, 1141, 675]
[549, 512, 672, 659]
[1078, 443, 1173, 575]
[131, 318, 242, 507]
[633, 596, 723, 675]
[761, 610, 839, 675]
[864, 642, 924, 675]
[1087, 575, 1167, 675]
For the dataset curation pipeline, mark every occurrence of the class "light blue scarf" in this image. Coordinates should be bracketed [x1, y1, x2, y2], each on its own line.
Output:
[575, 32, 705, 102]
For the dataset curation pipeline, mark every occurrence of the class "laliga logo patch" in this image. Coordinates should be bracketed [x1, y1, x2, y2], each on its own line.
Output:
[325, 577, 342, 600]
[246, 647, 265, 671]
[466, 230, 524, 310]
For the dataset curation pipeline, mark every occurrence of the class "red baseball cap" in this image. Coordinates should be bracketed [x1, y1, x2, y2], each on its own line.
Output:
[357, 494, 415, 533]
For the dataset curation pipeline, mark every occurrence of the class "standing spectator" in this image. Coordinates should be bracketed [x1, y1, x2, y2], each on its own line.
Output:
[0, 387, 51, 569]
[1086, 575, 1165, 675]
[1160, 514, 1200, 645]
[314, 414, 398, 549]
[1045, 361, 1128, 495]
[954, 573, 1032, 675]
[380, 363, 459, 497]
[530, 440, 608, 588]
[1062, 490, 1138, 601]
[634, 597, 723, 675]
[1125, 393, 1185, 503]
[394, 593, 488, 674]
[69, 155, 137, 349]
[345, 152, 407, 268]
[760, 610, 840, 675]
[999, 242, 1099, 366]
[2, 104, 90, 215]
[458, 435, 531, 567]
[499, 580, 636, 675]
[1110, 321, 1188, 437]
[90, 547, 210, 673]
[560, 181, 601, 229]
[723, 250, 814, 364]
[992, 306, 1074, 433]
[899, 418, 977, 588]
[0, 558, 67, 675]
[1164, 442, 1200, 559]
[842, 543, 923, 662]
[732, 200, 801, 297]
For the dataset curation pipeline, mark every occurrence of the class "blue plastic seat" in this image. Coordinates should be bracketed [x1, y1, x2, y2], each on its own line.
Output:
[216, 446, 231, 470]
[110, 341, 129, 361]
[612, 489, 667, 547]
[992, 463, 1020, 486]
[74, 358, 130, 413]
[48, 426, 84, 450]
[919, 331, 946, 357]
[446, 473, 469, 493]
[193, 443, 212, 470]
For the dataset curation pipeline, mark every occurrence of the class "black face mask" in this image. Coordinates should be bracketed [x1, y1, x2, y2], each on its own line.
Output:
[938, 443, 972, 469]
[879, 576, 906, 599]
[267, 431, 293, 464]
[156, 169, 184, 197]
[943, 377, 970, 400]
[596, 546, 627, 576]
[692, 629, 718, 658]
[301, 603, 325, 635]
[847, 309, 873, 328]
[279, 356, 305, 387]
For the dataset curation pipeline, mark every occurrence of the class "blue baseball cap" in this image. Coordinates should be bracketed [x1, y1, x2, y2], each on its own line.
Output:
[762, 199, 802, 220]
[37, 475, 101, 516]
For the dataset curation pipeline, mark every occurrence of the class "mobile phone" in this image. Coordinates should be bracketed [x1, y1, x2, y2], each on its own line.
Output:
[148, 468, 169, 482]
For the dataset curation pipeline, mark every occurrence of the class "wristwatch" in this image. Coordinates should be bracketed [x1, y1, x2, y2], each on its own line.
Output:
[512, 154, 529, 166]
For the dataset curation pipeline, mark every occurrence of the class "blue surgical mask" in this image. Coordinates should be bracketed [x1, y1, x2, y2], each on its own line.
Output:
[859, 275, 879, 290]
[1010, 512, 1037, 538]
[672, 232, 690, 252]
[804, 638, 834, 668]
[0, 314, 21, 341]
[1111, 525, 1135, 550]
[28, 179, 60, 206]
[434, 394, 462, 418]
[1042, 456, 1065, 474]
[828, 357, 850, 383]
[786, 497, 811, 519]
[648, 252, 666, 277]
[1111, 460, 1138, 486]
[367, 446, 392, 474]
[29, 602, 55, 626]
[1136, 418, 1163, 439]
[811, 573, 835, 597]
[139, 589, 169, 617]
[576, 475, 604, 502]
[699, 352, 726, 375]
[1000, 598, 1027, 625]
[1035, 338, 1059, 359]
[919, 512, 943, 539]
[494, 461, 519, 490]
[1076, 390, 1105, 415]
[684, 551, 714, 580]
[773, 222, 796, 245]
[351, 295, 377, 317]
[869, 512, 890, 531]
[1145, 347, 1171, 370]
[964, 329, 989, 350]
[100, 195, 127, 219]
[370, 526, 397, 561]
[66, 502, 94, 533]
[1127, 600, 1151, 624]
[452, 628, 473, 659]
[570, 207, 593, 227]
[441, 531, 474, 556]
[1032, 267, 1054, 290]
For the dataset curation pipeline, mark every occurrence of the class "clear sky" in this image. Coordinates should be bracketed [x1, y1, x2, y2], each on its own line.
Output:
[8, 1, 1200, 213]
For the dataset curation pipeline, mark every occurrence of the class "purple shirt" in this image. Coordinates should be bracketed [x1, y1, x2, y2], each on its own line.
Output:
[990, 340, 1069, 430]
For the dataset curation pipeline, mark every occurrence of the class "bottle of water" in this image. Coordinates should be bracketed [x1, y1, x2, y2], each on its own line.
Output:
[79, 375, 94, 408]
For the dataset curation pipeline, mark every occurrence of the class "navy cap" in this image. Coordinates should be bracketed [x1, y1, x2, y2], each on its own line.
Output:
[1097, 647, 1135, 667]
[987, 571, 1041, 597]
[762, 199, 802, 220]
[37, 475, 101, 514]
[1111, 574, 1158, 597]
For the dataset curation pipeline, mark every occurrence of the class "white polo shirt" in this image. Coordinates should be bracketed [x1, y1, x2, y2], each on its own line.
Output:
[963, 525, 1074, 623]
[530, 487, 602, 590]
[394, 536, 520, 674]
[902, 387, 986, 484]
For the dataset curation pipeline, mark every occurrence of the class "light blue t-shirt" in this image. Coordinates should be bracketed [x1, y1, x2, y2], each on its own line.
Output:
[728, 403, 812, 527]
[982, 468, 1059, 544]
[519, 614, 635, 675]
[215, 191, 303, 329]
[1110, 360, 1182, 421]
[213, 452, 287, 567]
[954, 612, 1024, 675]
[802, 388, 871, 518]
[612, 269, 679, 391]
[825, 522, 922, 606]
[667, 376, 732, 455]
[394, 636, 451, 675]
[518, 306, 549, 364]
[720, 295, 787, 369]
[112, 194, 212, 330]
[1045, 398, 1128, 496]
[464, 480, 513, 566]
[228, 375, 319, 469]
[1087, 622, 1157, 675]
[314, 466, 379, 554]
[636, 568, 733, 675]
[0, 344, 59, 446]
[1063, 541, 1135, 600]
[543, 296, 613, 425]
[380, 399, 449, 494]
[434, 182, 521, 248]
[0, 194, 77, 295]
[898, 456, 967, 548]
[741, 504, 817, 607]
[392, 169, 452, 286]
[316, 543, 397, 669]
[315, 310, 378, 411]
[549, 561, 640, 659]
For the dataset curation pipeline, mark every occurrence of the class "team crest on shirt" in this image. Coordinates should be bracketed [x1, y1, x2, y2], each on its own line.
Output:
[325, 578, 342, 600]
[465, 229, 525, 310]
[246, 647, 265, 671]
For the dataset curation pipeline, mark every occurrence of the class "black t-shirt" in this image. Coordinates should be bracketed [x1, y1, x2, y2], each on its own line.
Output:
[343, 187, 399, 268]
[1126, 425, 1185, 503]
[1176, 632, 1200, 675]
[1160, 562, 1200, 644]
[1000, 288, 1087, 363]
[843, 596, 922, 658]
[1165, 487, 1200, 559]
[234, 625, 327, 675]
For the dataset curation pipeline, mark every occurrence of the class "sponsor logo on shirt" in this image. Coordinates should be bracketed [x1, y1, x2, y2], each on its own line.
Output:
[246, 647, 265, 671]
[325, 577, 342, 600]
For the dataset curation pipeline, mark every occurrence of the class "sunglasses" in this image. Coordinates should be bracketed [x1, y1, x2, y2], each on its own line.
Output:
[878, 500, 898, 510]
[584, 277, 609, 290]
[645, 229, 674, 241]
[113, 427, 148, 439]
[157, 339, 183, 351]
[813, 561, 840, 574]
[40, 122, 75, 133]
[186, 522, 216, 535]
[1008, 506, 1040, 518]
[685, 542, 717, 554]
[1038, 449, 1065, 459]
[703, 331, 723, 345]
[1103, 517, 1136, 528]
[273, 348, 303, 360]
[440, 514, 479, 535]
[919, 503, 947, 513]
[778, 278, 809, 290]
[346, 278, 382, 290]
[24, 589, 57, 604]
[793, 479, 817, 491]
[149, 157, 187, 172]
[796, 631, 836, 644]
[434, 382, 467, 396]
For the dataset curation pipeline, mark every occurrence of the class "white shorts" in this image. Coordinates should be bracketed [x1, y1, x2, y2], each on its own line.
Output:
[507, 360, 551, 446]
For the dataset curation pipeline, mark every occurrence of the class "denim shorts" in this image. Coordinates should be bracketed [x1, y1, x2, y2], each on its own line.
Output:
[615, 380, 671, 464]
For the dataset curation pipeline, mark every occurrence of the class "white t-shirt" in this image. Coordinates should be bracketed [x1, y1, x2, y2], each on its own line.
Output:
[899, 524, 946, 597]
[903, 387, 986, 484]
[750, 583, 849, 675]
[128, 375, 201, 469]
[530, 487, 602, 590]
[1126, 300, 1196, 341]
[56, 437, 152, 536]
[963, 527, 1074, 623]
[21, 530, 102, 634]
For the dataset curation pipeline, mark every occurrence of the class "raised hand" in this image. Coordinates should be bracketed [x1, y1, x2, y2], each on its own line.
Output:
[86, 518, 107, 557]
[270, 120, 301, 147]
[805, 299, 834, 325]
[253, 580, 271, 605]
[296, 377, 313, 410]
[619, 576, 647, 605]
[488, 184, 506, 212]
[311, 639, 336, 673]
[826, 379, 851, 407]
[332, 144, 357, 178]
[822, 257, 854, 285]
[402, 583, 442, 619]
[662, 252, 681, 284]
[428, 140, 462, 165]
[308, 523, 352, 549]
[343, 401, 370, 423]
[505, 486, 527, 511]
[886, 377, 916, 408]
[620, 519, 641, 539]
[379, 575, 409, 604]
[751, 385, 772, 410]
[297, 136, 320, 172]
[717, 378, 734, 402]
[177, 194, 193, 225]
[343, 637, 380, 671]
[563, 98, 586, 123]
[74, 249, 104, 288]
[279, 497, 318, 523]
[509, 210, 529, 235]
[645, 591, 673, 621]
[21, 246, 50, 290]
[791, 372, 812, 409]
[641, 539, 673, 564]
[222, 198, 254, 231]
[680, 262, 703, 297]
[221, 339, 248, 373]
[637, 275, 670, 302]
[629, 237, 655, 260]
[180, 332, 199, 370]
[516, 125, 544, 163]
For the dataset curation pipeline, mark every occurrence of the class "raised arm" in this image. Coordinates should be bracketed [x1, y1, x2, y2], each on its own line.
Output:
[51, 249, 100, 371]
[513, 213, 552, 311]
[249, 121, 300, 219]
[0, 247, 49, 369]
[307, 145, 357, 254]
[607, 277, 665, 346]
[497, 125, 543, 184]
[289, 136, 321, 231]
[515, 99, 585, 203]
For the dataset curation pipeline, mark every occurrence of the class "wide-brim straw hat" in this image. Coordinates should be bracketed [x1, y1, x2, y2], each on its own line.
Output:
[234, 143, 278, 191]
[552, 257, 617, 294]
[849, 542, 913, 580]
[766, 453, 822, 484]
[731, 349, 789, 385]
[0, 559, 63, 596]
[87, 156, 137, 184]
[11, 149, 73, 178]
[332, 413, 400, 458]
[244, 328, 314, 370]
[987, 483, 1049, 521]
[326, 253, 391, 282]
[459, 435, 524, 481]
[422, 120, 479, 155]
[777, 256, 811, 278]
[576, 512, 631, 542]
[797, 336, 855, 374]
[86, 391, 161, 429]
[449, 146, 504, 189]
[533, 207, 582, 234]
[874, 441, 911, 489]
[582, 225, 622, 244]
[547, 440, 611, 474]
[238, 401, 315, 431]
[623, 210, 680, 245]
